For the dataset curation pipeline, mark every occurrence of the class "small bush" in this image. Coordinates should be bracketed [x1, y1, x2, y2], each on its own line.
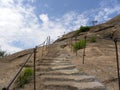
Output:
[16, 68, 33, 88]
[89, 37, 96, 42]
[74, 26, 90, 36]
[80, 26, 90, 32]
[72, 39, 86, 51]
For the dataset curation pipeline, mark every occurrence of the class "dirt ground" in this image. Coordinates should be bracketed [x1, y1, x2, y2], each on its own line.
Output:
[64, 39, 120, 90]
[0, 38, 120, 90]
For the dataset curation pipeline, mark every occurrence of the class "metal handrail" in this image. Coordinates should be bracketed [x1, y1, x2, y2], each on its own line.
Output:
[33, 47, 37, 90]
[114, 38, 120, 90]
[2, 52, 33, 90]
[2, 36, 51, 90]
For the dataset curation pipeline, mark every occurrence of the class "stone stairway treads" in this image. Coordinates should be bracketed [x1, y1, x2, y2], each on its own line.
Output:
[36, 70, 86, 76]
[51, 65, 76, 70]
[43, 81, 106, 90]
[37, 68, 84, 76]
[50, 62, 73, 66]
[41, 57, 70, 60]
[53, 60, 71, 63]
[35, 57, 107, 90]
[41, 74, 96, 82]
[36, 67, 51, 72]
[40, 60, 71, 63]
[37, 62, 72, 65]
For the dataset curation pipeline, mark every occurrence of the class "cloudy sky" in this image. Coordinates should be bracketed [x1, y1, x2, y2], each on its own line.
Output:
[0, 0, 120, 53]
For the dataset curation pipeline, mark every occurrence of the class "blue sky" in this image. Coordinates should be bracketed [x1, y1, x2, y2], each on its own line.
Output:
[34, 0, 101, 17]
[0, 0, 120, 53]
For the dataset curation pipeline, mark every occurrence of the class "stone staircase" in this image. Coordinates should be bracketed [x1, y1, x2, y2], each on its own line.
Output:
[35, 57, 107, 90]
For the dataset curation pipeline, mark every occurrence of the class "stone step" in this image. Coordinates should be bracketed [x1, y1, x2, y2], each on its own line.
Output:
[37, 68, 81, 76]
[53, 68, 80, 74]
[37, 63, 51, 66]
[41, 57, 70, 61]
[41, 74, 96, 82]
[37, 62, 72, 66]
[36, 66, 52, 72]
[37, 71, 86, 76]
[51, 65, 76, 70]
[53, 60, 71, 63]
[40, 60, 71, 63]
[25, 60, 71, 67]
[37, 61, 72, 65]
[43, 81, 106, 90]
[36, 65, 76, 72]
[51, 62, 71, 65]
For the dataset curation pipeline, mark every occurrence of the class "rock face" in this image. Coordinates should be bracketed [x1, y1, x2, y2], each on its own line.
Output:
[0, 44, 108, 90]
[1, 14, 120, 90]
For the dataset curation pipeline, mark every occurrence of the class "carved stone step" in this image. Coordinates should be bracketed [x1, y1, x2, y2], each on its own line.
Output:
[41, 74, 96, 82]
[37, 68, 81, 76]
[43, 81, 106, 90]
[51, 65, 76, 70]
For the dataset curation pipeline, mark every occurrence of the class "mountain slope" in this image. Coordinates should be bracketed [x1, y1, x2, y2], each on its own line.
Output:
[0, 14, 120, 90]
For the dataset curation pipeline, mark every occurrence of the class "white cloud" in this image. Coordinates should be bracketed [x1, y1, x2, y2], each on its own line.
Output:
[39, 14, 49, 23]
[39, 14, 50, 28]
[0, 0, 38, 53]
[93, 0, 120, 24]
[38, 12, 88, 39]
[0, 0, 120, 53]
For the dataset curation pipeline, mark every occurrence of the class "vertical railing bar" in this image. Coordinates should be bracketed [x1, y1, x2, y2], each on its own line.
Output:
[70, 37, 72, 52]
[3, 52, 33, 90]
[114, 38, 120, 90]
[83, 36, 87, 64]
[2, 36, 52, 90]
[34, 46, 37, 90]
[41, 45, 43, 57]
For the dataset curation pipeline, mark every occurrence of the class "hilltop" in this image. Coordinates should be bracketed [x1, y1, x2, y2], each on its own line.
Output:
[0, 14, 120, 90]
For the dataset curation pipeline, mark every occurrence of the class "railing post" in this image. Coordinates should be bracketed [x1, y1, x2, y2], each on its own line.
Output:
[114, 38, 120, 90]
[34, 46, 37, 90]
[41, 46, 43, 57]
[70, 37, 73, 52]
[83, 36, 87, 64]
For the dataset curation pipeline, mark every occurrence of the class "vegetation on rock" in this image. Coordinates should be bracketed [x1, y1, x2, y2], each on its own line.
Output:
[16, 68, 33, 88]
[72, 39, 86, 51]
[74, 26, 90, 36]
[89, 36, 96, 43]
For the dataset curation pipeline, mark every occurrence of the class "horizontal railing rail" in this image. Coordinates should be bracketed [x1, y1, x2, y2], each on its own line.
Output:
[2, 52, 33, 90]
[2, 36, 51, 90]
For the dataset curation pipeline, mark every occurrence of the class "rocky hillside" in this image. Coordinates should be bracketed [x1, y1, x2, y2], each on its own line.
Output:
[0, 14, 120, 90]
[56, 14, 120, 42]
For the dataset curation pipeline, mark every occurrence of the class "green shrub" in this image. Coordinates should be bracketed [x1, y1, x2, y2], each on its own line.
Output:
[80, 26, 90, 32]
[89, 37, 96, 42]
[72, 39, 86, 51]
[74, 26, 90, 36]
[16, 68, 33, 87]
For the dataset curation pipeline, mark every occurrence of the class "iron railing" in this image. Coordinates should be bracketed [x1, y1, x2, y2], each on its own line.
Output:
[2, 51, 34, 90]
[2, 36, 51, 90]
[68, 34, 120, 90]
[82, 35, 87, 64]
[114, 38, 120, 90]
